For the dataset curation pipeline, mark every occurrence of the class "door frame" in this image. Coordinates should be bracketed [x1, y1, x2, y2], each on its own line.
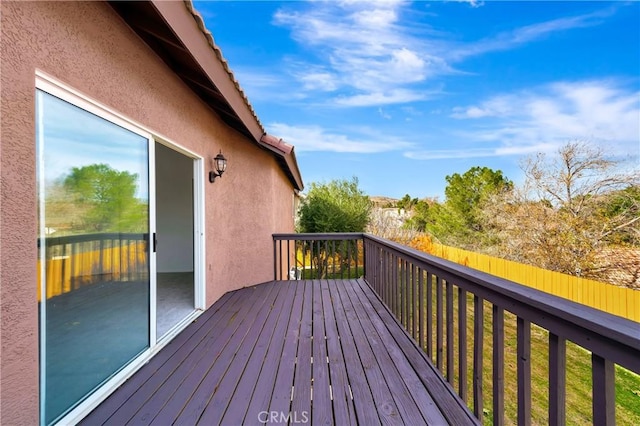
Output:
[36, 71, 206, 425]
[154, 138, 207, 344]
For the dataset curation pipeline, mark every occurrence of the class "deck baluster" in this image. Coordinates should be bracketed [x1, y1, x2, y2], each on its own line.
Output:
[427, 272, 433, 359]
[436, 276, 444, 371]
[418, 268, 425, 351]
[459, 287, 468, 403]
[446, 280, 454, 384]
[413, 264, 419, 342]
[592, 353, 615, 425]
[473, 295, 484, 419]
[493, 305, 505, 426]
[548, 332, 566, 424]
[517, 317, 531, 426]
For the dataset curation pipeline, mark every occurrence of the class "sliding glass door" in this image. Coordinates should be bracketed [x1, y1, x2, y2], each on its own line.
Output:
[37, 87, 152, 425]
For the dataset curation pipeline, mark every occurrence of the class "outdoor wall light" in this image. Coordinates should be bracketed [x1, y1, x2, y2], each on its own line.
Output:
[209, 150, 227, 183]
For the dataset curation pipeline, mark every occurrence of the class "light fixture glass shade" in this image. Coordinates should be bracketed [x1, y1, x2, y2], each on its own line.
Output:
[214, 151, 227, 174]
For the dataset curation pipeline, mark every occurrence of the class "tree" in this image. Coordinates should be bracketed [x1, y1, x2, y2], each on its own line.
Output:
[444, 166, 513, 231]
[403, 198, 433, 232]
[414, 167, 512, 248]
[599, 186, 640, 246]
[396, 194, 418, 211]
[522, 140, 636, 217]
[486, 140, 640, 285]
[297, 177, 371, 233]
[61, 163, 147, 233]
[297, 177, 372, 277]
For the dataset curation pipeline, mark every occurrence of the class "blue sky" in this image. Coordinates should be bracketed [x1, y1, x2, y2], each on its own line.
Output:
[38, 91, 149, 199]
[194, 0, 640, 199]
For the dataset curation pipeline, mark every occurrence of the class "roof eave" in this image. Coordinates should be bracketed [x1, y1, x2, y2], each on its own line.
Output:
[151, 0, 264, 141]
[109, 1, 303, 190]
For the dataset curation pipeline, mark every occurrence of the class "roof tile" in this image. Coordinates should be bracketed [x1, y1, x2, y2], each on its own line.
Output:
[183, 0, 264, 133]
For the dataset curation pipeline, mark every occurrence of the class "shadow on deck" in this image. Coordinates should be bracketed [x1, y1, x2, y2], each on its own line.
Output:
[82, 279, 476, 425]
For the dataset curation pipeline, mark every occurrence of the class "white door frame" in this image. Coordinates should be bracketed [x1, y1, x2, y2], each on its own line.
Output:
[36, 71, 206, 425]
[154, 139, 206, 343]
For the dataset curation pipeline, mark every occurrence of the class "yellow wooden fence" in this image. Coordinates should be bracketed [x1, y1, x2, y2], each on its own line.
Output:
[410, 237, 640, 322]
[37, 239, 148, 301]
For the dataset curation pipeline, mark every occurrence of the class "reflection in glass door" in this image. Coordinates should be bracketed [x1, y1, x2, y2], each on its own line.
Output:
[36, 88, 152, 425]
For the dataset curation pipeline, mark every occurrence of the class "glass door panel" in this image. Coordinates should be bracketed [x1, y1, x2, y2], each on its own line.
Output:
[37, 90, 151, 425]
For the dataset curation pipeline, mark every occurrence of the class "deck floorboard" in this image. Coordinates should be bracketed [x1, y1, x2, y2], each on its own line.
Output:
[83, 279, 478, 425]
[320, 280, 358, 426]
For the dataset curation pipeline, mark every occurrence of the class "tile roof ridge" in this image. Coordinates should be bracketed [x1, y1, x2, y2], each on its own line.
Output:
[183, 0, 264, 134]
[260, 133, 294, 155]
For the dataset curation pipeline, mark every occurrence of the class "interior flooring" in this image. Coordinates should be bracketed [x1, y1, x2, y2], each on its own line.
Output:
[156, 272, 194, 338]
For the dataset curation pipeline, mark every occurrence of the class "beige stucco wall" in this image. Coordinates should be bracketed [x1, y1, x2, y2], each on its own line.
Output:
[1, 2, 295, 424]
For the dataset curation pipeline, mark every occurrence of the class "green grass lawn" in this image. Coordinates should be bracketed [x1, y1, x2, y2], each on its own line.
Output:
[301, 265, 364, 280]
[393, 279, 640, 425]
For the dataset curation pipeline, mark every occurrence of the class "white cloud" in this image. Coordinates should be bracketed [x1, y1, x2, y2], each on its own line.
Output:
[404, 148, 494, 160]
[273, 1, 449, 106]
[352, 8, 398, 27]
[268, 122, 413, 153]
[451, 106, 491, 119]
[495, 142, 558, 156]
[414, 80, 640, 160]
[298, 70, 339, 92]
[335, 89, 432, 107]
[404, 142, 559, 160]
[378, 108, 391, 119]
[449, 6, 618, 60]
[450, 96, 513, 118]
[390, 48, 426, 81]
[452, 80, 640, 146]
[404, 142, 557, 160]
[231, 67, 308, 102]
[270, 2, 622, 109]
[450, 0, 485, 8]
[402, 106, 424, 116]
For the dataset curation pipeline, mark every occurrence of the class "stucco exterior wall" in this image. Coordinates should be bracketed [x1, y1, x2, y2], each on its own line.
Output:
[1, 2, 295, 424]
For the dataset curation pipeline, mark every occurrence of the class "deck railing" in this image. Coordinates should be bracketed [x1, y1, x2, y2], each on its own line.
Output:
[273, 233, 364, 280]
[274, 233, 640, 425]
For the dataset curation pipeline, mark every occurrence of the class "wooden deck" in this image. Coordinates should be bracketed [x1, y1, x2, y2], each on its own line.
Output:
[82, 279, 477, 425]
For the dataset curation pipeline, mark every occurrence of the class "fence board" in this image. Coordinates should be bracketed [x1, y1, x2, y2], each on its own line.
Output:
[413, 240, 639, 322]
